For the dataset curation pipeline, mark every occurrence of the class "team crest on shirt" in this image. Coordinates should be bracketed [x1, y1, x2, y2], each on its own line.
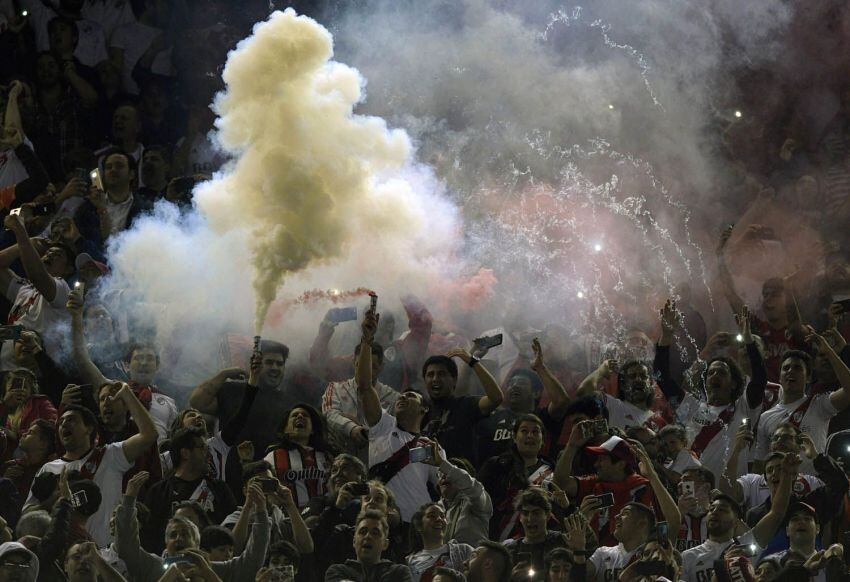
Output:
[84, 461, 97, 474]
[792, 410, 804, 424]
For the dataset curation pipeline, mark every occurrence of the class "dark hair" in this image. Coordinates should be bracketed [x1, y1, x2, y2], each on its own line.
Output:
[354, 341, 384, 364]
[143, 143, 173, 162]
[422, 355, 458, 380]
[167, 427, 206, 468]
[710, 492, 743, 518]
[260, 340, 289, 361]
[268, 540, 301, 571]
[47, 16, 79, 46]
[478, 540, 513, 582]
[763, 451, 786, 470]
[704, 356, 745, 401]
[200, 525, 235, 551]
[30, 419, 56, 456]
[48, 243, 77, 275]
[333, 454, 368, 481]
[505, 368, 543, 395]
[171, 500, 212, 529]
[411, 502, 442, 534]
[658, 424, 687, 442]
[272, 403, 328, 452]
[512, 413, 545, 436]
[513, 485, 551, 513]
[241, 461, 273, 487]
[356, 509, 389, 537]
[60, 405, 99, 445]
[565, 395, 609, 422]
[545, 547, 575, 568]
[100, 145, 138, 177]
[125, 342, 160, 366]
[780, 350, 812, 377]
[432, 567, 465, 582]
[681, 466, 715, 488]
[623, 502, 656, 532]
[68, 474, 102, 517]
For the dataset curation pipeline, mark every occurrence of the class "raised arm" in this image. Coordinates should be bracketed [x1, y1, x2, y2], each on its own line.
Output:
[4, 81, 24, 136]
[719, 424, 751, 503]
[66, 287, 111, 388]
[716, 226, 746, 315]
[738, 306, 767, 408]
[274, 483, 313, 554]
[308, 309, 337, 377]
[576, 359, 617, 399]
[751, 453, 799, 547]
[447, 347, 503, 414]
[553, 421, 593, 497]
[530, 338, 570, 418]
[188, 367, 248, 416]
[631, 441, 681, 544]
[810, 331, 850, 412]
[116, 384, 158, 462]
[116, 472, 162, 576]
[357, 308, 382, 427]
[4, 213, 57, 301]
[656, 299, 685, 404]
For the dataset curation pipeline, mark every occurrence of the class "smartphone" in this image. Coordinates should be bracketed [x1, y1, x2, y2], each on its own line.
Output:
[162, 555, 194, 569]
[473, 333, 503, 350]
[329, 307, 357, 323]
[633, 560, 669, 576]
[681, 481, 695, 496]
[0, 325, 22, 341]
[369, 292, 378, 311]
[656, 521, 669, 547]
[90, 168, 103, 191]
[70, 489, 88, 509]
[349, 482, 370, 496]
[595, 492, 615, 508]
[409, 446, 432, 463]
[74, 280, 86, 297]
[257, 477, 278, 493]
[8, 208, 20, 217]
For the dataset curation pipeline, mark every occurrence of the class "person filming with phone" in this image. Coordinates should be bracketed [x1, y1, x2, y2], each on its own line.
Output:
[356, 298, 444, 524]
[0, 367, 56, 458]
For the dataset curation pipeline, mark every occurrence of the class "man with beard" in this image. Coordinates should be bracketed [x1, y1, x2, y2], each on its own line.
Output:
[680, 453, 800, 582]
[656, 301, 767, 480]
[576, 356, 667, 431]
[475, 339, 570, 463]
[191, 339, 302, 455]
[141, 427, 237, 554]
[461, 540, 513, 582]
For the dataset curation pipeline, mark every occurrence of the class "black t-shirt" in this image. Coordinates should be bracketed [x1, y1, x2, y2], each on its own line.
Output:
[475, 407, 563, 464]
[424, 395, 485, 465]
[504, 531, 568, 581]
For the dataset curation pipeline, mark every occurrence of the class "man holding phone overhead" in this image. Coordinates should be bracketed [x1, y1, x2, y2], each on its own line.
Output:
[0, 211, 75, 372]
[356, 299, 444, 522]
[553, 427, 681, 548]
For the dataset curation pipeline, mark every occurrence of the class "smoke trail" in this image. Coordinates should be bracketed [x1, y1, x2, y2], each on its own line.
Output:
[198, 8, 423, 331]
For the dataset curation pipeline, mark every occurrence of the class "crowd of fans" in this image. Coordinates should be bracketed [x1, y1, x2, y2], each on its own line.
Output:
[0, 1, 847, 582]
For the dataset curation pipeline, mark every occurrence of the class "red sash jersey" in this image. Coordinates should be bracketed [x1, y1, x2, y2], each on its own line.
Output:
[677, 513, 708, 552]
[576, 473, 657, 547]
[268, 445, 330, 509]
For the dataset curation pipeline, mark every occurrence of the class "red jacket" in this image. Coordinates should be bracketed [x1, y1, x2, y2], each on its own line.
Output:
[0, 395, 58, 460]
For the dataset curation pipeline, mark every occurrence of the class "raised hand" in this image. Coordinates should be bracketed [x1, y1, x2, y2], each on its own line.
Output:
[530, 338, 544, 371]
[236, 441, 254, 463]
[735, 305, 753, 344]
[446, 347, 473, 364]
[125, 471, 150, 498]
[660, 299, 680, 334]
[562, 513, 586, 551]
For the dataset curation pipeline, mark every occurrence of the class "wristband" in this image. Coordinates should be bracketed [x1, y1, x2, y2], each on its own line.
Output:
[468, 356, 480, 368]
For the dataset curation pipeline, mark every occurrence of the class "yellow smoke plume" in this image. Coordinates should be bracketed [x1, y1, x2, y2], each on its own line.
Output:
[195, 9, 417, 332]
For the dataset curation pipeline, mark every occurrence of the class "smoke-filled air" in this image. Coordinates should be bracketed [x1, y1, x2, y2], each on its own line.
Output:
[102, 0, 818, 384]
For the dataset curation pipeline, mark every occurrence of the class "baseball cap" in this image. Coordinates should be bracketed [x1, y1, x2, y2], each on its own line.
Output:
[75, 253, 108, 275]
[585, 435, 636, 467]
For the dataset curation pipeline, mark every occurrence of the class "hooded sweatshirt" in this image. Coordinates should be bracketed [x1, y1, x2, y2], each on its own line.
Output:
[0, 541, 40, 582]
